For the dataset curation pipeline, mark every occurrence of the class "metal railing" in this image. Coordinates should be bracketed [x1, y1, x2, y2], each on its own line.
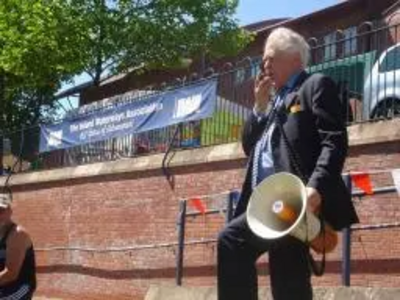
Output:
[175, 175, 399, 286]
[2, 23, 400, 173]
[309, 22, 400, 122]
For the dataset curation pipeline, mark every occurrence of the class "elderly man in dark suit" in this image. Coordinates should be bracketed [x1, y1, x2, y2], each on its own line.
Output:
[217, 27, 359, 300]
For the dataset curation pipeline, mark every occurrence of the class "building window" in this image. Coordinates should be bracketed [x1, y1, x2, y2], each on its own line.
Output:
[251, 56, 262, 78]
[324, 32, 337, 61]
[357, 22, 373, 53]
[234, 56, 261, 84]
[343, 27, 357, 56]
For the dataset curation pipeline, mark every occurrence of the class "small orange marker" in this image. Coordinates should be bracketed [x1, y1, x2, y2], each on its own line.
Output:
[290, 104, 301, 113]
[272, 200, 297, 224]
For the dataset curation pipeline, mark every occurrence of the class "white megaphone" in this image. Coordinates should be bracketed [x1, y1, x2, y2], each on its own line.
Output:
[246, 172, 337, 253]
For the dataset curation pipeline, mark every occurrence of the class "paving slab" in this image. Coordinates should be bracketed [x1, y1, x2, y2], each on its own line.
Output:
[145, 285, 400, 300]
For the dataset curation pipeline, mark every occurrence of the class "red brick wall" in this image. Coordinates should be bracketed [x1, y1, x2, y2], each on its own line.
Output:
[10, 141, 400, 299]
[340, 142, 400, 287]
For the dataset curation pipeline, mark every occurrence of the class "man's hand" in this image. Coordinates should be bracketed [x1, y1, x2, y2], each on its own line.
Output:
[305, 187, 322, 213]
[254, 72, 273, 113]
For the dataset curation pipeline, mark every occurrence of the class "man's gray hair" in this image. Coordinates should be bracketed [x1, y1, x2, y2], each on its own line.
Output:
[265, 27, 310, 68]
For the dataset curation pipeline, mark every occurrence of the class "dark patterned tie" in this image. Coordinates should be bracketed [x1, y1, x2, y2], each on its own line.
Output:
[251, 86, 289, 189]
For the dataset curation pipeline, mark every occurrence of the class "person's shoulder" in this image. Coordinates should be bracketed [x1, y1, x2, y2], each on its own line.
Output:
[8, 224, 32, 248]
[304, 72, 336, 87]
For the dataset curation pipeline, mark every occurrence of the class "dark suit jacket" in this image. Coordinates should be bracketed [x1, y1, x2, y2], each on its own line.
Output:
[234, 71, 359, 230]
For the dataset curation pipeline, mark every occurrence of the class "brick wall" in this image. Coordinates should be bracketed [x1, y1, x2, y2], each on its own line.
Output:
[8, 139, 400, 299]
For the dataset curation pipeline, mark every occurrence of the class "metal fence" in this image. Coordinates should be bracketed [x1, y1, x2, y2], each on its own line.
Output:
[1, 22, 400, 174]
[174, 175, 399, 286]
[308, 22, 400, 122]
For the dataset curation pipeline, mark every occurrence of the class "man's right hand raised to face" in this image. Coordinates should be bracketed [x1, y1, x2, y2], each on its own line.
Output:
[254, 64, 274, 114]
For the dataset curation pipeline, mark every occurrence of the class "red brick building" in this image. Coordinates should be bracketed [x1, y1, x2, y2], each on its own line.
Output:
[72, 0, 400, 106]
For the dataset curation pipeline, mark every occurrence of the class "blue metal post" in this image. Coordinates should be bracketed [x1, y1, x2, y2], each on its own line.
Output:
[342, 174, 352, 286]
[226, 190, 239, 224]
[176, 200, 187, 286]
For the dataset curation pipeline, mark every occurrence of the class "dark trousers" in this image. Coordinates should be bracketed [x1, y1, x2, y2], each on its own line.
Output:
[217, 214, 312, 300]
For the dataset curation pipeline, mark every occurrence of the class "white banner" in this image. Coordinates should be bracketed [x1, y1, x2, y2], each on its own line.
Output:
[391, 169, 400, 197]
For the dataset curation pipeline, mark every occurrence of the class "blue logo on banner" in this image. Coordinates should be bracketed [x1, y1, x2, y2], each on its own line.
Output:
[40, 79, 217, 152]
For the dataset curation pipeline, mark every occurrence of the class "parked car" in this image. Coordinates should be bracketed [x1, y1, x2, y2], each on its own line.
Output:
[363, 43, 400, 119]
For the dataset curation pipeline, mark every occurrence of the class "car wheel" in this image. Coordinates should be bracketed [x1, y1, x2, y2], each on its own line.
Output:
[373, 99, 400, 119]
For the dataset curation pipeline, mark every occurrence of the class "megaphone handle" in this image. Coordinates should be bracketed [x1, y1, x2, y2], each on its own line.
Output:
[307, 251, 326, 277]
[307, 218, 326, 277]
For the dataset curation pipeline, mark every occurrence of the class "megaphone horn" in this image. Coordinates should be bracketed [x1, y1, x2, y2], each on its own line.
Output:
[246, 172, 337, 253]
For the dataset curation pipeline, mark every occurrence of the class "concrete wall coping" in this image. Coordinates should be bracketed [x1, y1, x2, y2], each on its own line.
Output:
[347, 118, 400, 146]
[144, 285, 400, 300]
[0, 142, 245, 187]
[1, 118, 399, 187]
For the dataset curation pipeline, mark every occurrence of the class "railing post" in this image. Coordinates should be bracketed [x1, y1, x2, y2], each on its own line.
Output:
[0, 131, 3, 175]
[342, 174, 352, 286]
[226, 190, 239, 224]
[176, 200, 187, 286]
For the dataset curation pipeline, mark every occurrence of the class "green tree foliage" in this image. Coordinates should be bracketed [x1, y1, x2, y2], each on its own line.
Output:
[0, 0, 85, 132]
[0, 0, 251, 133]
[70, 0, 251, 83]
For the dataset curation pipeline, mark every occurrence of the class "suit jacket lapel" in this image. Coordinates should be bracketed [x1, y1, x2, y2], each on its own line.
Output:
[283, 71, 310, 110]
